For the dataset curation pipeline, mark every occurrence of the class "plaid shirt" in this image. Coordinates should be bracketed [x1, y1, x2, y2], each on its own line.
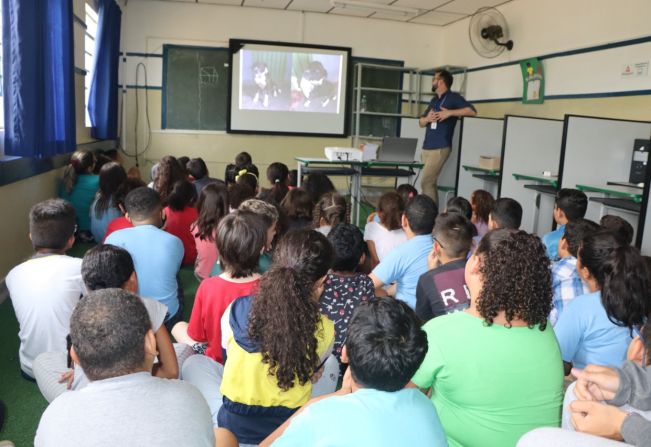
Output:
[550, 256, 589, 326]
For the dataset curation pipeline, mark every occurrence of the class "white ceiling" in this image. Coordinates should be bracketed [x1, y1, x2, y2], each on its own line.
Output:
[133, 0, 513, 26]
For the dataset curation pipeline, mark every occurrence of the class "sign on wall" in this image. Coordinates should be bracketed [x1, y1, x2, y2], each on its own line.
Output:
[520, 57, 544, 104]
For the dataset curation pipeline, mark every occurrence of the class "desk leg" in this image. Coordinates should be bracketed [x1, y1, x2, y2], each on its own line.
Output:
[297, 162, 303, 188]
[532, 192, 541, 235]
[354, 167, 362, 227]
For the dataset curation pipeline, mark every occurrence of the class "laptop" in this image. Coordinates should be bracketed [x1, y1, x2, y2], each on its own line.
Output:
[377, 137, 418, 163]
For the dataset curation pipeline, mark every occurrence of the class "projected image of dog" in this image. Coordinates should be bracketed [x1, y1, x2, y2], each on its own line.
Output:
[299, 61, 337, 109]
[251, 62, 280, 108]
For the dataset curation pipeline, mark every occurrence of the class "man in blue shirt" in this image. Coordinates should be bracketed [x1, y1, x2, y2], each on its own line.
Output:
[261, 297, 448, 447]
[369, 195, 437, 309]
[419, 69, 476, 204]
[105, 187, 184, 330]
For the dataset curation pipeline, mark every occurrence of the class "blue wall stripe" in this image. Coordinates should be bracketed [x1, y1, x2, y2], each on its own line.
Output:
[121, 52, 164, 58]
[461, 35, 651, 74]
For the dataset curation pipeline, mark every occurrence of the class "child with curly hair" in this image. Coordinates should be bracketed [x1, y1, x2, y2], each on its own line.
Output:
[411, 229, 564, 447]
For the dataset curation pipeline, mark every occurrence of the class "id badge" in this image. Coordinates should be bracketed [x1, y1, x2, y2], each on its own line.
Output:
[431, 121, 437, 130]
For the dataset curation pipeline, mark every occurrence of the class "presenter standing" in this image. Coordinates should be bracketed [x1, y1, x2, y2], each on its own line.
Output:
[419, 69, 476, 204]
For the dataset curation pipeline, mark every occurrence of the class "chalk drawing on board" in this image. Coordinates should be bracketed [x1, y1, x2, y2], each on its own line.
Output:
[200, 67, 219, 86]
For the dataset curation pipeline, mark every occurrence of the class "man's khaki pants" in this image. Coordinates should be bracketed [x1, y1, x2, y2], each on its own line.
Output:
[420, 147, 451, 205]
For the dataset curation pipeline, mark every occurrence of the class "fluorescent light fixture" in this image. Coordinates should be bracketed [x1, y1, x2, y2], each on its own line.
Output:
[330, 0, 422, 16]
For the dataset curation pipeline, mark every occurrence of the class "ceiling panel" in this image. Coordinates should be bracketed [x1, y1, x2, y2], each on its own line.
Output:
[200, 0, 243, 5]
[393, 0, 449, 10]
[286, 0, 333, 13]
[329, 6, 374, 17]
[410, 10, 465, 25]
[242, 0, 291, 9]
[437, 0, 510, 15]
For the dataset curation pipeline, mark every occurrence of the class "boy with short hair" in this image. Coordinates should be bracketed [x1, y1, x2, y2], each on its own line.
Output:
[105, 187, 184, 329]
[369, 195, 438, 309]
[34, 289, 215, 447]
[261, 297, 447, 447]
[543, 189, 588, 261]
[415, 212, 475, 322]
[488, 197, 523, 230]
[6, 199, 85, 379]
[320, 223, 375, 361]
[549, 218, 600, 325]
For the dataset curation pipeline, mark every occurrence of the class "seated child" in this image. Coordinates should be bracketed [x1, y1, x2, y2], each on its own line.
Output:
[261, 298, 447, 447]
[364, 191, 407, 268]
[302, 173, 335, 204]
[470, 189, 494, 238]
[549, 218, 599, 326]
[6, 199, 84, 379]
[59, 150, 98, 242]
[281, 188, 314, 231]
[227, 183, 255, 210]
[224, 151, 259, 186]
[369, 195, 437, 309]
[192, 183, 229, 281]
[555, 230, 650, 373]
[320, 224, 375, 361]
[163, 180, 198, 266]
[396, 183, 418, 205]
[313, 192, 348, 236]
[187, 157, 221, 197]
[33, 244, 182, 402]
[258, 162, 289, 205]
[445, 196, 473, 221]
[34, 289, 215, 447]
[520, 324, 651, 446]
[103, 177, 145, 240]
[236, 168, 259, 195]
[415, 212, 474, 322]
[209, 198, 277, 277]
[153, 155, 187, 206]
[488, 197, 523, 230]
[182, 230, 335, 442]
[412, 229, 563, 447]
[287, 169, 298, 190]
[90, 162, 126, 243]
[601, 214, 634, 245]
[542, 188, 588, 261]
[105, 187, 184, 329]
[173, 210, 266, 364]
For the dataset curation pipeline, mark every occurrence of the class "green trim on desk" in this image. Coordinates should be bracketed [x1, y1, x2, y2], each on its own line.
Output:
[462, 165, 500, 176]
[366, 160, 424, 168]
[576, 184, 643, 203]
[439, 185, 456, 192]
[513, 173, 558, 187]
[294, 157, 366, 166]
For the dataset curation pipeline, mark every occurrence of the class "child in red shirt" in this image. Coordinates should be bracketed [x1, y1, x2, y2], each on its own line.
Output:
[163, 180, 198, 265]
[172, 210, 267, 363]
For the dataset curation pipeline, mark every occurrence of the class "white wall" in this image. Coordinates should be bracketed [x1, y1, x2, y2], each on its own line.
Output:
[442, 0, 651, 101]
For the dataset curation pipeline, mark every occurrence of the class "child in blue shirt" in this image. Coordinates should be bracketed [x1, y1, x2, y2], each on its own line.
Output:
[105, 187, 184, 330]
[369, 195, 438, 309]
[59, 150, 98, 241]
[550, 218, 599, 325]
[262, 297, 448, 447]
[542, 189, 587, 262]
[555, 230, 651, 374]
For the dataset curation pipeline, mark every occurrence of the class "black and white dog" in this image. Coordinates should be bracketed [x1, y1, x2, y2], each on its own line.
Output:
[299, 61, 337, 108]
[251, 61, 280, 108]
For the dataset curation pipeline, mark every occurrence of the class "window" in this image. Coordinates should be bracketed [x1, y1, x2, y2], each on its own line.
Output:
[84, 2, 98, 127]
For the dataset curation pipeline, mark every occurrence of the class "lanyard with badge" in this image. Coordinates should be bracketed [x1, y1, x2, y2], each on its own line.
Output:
[431, 93, 448, 130]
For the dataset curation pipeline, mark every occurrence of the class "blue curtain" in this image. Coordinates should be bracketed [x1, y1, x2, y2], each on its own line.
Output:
[2, 0, 77, 157]
[88, 0, 121, 140]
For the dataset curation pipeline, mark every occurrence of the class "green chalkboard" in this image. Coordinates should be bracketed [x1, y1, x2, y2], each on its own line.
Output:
[162, 45, 229, 131]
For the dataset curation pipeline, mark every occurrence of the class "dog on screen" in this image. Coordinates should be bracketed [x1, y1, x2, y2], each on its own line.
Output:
[251, 61, 280, 108]
[299, 61, 337, 108]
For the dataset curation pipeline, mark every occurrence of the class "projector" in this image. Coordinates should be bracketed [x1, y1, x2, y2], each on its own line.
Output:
[324, 147, 363, 162]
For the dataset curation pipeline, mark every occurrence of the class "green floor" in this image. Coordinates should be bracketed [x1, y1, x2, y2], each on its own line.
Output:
[0, 242, 201, 447]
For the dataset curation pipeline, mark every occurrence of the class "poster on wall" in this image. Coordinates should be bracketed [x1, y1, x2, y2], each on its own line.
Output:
[520, 58, 544, 104]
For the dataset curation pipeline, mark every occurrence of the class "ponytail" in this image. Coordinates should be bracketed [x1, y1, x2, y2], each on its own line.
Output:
[581, 230, 651, 328]
[248, 229, 333, 391]
[602, 245, 651, 328]
[313, 192, 348, 228]
[266, 162, 289, 204]
[249, 266, 322, 390]
[63, 150, 95, 194]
